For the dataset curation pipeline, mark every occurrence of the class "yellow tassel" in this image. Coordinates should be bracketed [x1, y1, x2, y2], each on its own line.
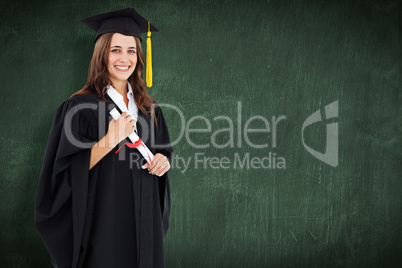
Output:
[146, 21, 153, 87]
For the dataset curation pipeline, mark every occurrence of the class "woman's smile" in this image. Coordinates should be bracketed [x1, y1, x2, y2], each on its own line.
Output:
[114, 65, 131, 71]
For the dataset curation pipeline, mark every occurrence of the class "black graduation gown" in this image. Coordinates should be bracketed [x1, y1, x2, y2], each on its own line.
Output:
[35, 93, 172, 268]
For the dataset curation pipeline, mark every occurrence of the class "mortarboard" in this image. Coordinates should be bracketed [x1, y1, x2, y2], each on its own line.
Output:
[80, 7, 157, 87]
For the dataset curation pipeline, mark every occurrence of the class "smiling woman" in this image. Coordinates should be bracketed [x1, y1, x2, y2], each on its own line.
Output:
[34, 7, 173, 268]
[72, 31, 154, 115]
[108, 34, 138, 94]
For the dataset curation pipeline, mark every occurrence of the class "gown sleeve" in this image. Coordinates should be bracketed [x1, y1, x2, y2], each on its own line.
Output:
[153, 104, 174, 239]
[34, 96, 97, 268]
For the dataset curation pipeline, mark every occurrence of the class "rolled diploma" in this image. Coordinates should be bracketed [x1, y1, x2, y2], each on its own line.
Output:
[110, 108, 155, 164]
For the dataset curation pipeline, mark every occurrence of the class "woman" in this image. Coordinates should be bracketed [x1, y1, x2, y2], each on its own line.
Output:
[35, 8, 173, 268]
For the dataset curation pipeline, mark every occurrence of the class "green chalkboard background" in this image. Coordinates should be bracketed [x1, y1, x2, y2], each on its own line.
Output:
[0, 0, 400, 267]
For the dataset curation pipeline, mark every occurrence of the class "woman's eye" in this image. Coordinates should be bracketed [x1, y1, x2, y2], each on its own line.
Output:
[129, 50, 136, 54]
[111, 49, 120, 53]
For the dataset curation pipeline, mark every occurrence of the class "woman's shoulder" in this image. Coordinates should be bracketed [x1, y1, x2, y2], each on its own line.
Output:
[152, 100, 163, 113]
[55, 93, 102, 123]
[66, 92, 102, 105]
[56, 93, 101, 111]
[151, 101, 170, 124]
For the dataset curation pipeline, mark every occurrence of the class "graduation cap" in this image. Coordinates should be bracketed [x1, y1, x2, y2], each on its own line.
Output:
[80, 7, 157, 87]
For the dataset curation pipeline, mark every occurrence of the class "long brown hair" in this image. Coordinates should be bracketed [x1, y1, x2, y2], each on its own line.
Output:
[72, 32, 155, 115]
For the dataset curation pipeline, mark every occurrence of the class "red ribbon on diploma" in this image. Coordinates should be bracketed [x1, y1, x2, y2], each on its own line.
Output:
[115, 138, 152, 163]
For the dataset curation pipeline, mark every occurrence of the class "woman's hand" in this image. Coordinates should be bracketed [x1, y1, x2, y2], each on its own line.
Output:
[90, 112, 135, 170]
[106, 112, 136, 147]
[142, 153, 170, 176]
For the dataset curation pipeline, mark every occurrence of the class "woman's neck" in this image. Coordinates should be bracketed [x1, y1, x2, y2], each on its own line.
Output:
[111, 80, 127, 96]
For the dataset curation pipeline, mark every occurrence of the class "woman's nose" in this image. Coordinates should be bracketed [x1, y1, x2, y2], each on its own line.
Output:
[119, 52, 129, 62]
[119, 56, 128, 62]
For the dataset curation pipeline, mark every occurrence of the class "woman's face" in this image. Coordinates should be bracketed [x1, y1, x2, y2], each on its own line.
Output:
[108, 33, 137, 85]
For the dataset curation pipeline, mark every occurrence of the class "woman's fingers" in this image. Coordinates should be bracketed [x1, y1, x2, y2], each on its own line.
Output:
[148, 154, 170, 176]
[107, 112, 136, 145]
[126, 119, 136, 135]
[148, 155, 162, 172]
[130, 119, 136, 128]
[119, 114, 135, 136]
[124, 114, 131, 122]
[155, 164, 170, 176]
[120, 112, 128, 120]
